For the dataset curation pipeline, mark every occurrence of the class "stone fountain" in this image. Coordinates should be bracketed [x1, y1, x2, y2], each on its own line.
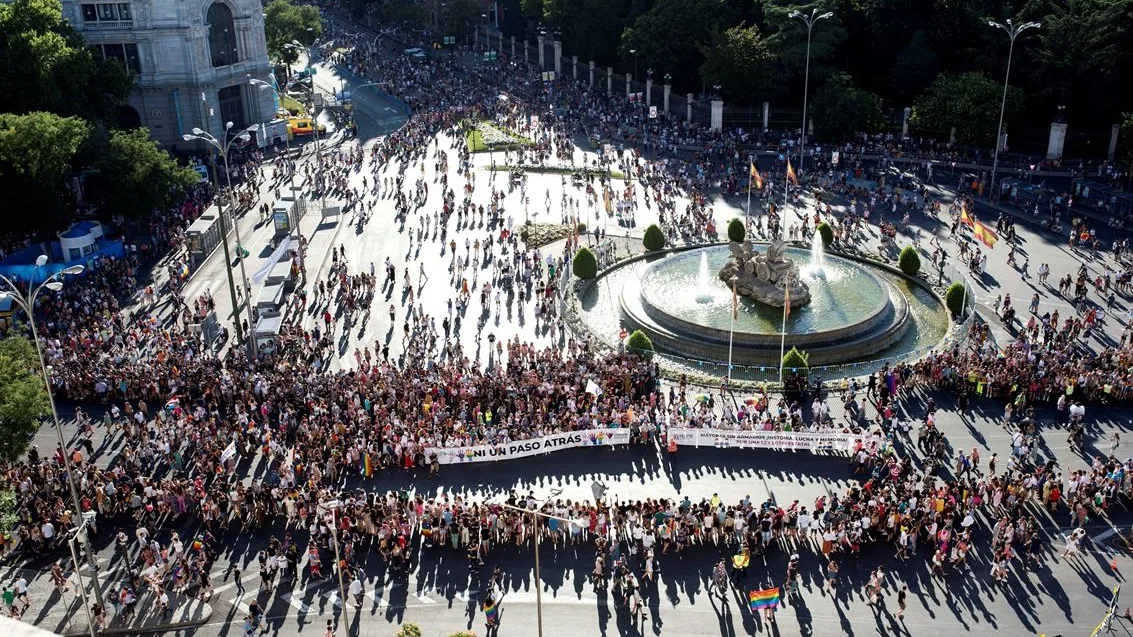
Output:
[718, 239, 812, 308]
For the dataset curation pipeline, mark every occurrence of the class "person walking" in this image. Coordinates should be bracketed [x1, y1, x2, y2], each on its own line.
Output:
[896, 585, 907, 619]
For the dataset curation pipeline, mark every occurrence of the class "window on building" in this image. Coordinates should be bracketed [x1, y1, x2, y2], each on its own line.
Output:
[92, 43, 142, 74]
[206, 3, 238, 67]
[82, 3, 132, 25]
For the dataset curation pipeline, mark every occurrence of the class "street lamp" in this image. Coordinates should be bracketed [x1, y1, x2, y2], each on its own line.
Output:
[249, 77, 307, 283]
[788, 8, 833, 178]
[67, 512, 100, 637]
[494, 491, 586, 637]
[319, 499, 350, 626]
[629, 48, 638, 93]
[183, 122, 260, 358]
[0, 260, 107, 614]
[284, 38, 328, 215]
[987, 18, 1040, 199]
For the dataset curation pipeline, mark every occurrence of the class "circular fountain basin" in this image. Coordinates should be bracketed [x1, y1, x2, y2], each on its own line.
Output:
[620, 245, 913, 366]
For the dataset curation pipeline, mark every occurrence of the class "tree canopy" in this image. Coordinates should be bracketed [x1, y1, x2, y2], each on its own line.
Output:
[910, 72, 1023, 146]
[85, 128, 202, 222]
[264, 0, 324, 65]
[0, 112, 89, 233]
[0, 0, 133, 124]
[0, 336, 50, 464]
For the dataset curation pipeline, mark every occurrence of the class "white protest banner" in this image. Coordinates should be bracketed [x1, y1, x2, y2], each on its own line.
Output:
[428, 428, 632, 465]
[219, 441, 238, 465]
[666, 428, 858, 453]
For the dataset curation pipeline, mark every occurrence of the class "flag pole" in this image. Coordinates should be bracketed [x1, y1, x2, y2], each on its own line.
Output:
[728, 276, 738, 383]
[746, 155, 753, 215]
[779, 301, 788, 385]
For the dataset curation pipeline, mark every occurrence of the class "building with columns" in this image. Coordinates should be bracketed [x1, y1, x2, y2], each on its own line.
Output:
[62, 0, 275, 149]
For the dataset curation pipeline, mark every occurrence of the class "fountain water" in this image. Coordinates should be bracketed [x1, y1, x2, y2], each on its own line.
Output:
[696, 252, 714, 302]
[808, 230, 827, 277]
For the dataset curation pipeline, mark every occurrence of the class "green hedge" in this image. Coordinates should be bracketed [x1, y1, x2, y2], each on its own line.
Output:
[627, 329, 654, 355]
[727, 217, 746, 243]
[782, 346, 809, 373]
[643, 224, 665, 251]
[816, 222, 834, 247]
[945, 282, 969, 316]
[573, 247, 598, 279]
[898, 245, 921, 276]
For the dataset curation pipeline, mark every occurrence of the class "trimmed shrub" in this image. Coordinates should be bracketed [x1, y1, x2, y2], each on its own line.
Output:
[627, 329, 654, 356]
[898, 245, 921, 276]
[448, 632, 478, 637]
[782, 346, 809, 373]
[643, 224, 665, 251]
[945, 282, 970, 316]
[572, 247, 598, 279]
[727, 217, 746, 243]
[576, 222, 587, 234]
[397, 625, 423, 637]
[816, 222, 834, 247]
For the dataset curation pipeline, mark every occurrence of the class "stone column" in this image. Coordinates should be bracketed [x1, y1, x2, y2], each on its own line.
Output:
[589, 61, 595, 86]
[687, 93, 693, 123]
[607, 67, 613, 95]
[949, 127, 957, 145]
[572, 55, 578, 80]
[1110, 124, 1121, 161]
[645, 77, 653, 107]
[902, 107, 911, 139]
[524, 41, 529, 64]
[537, 35, 544, 68]
[762, 102, 769, 132]
[474, 28, 479, 49]
[554, 41, 562, 75]
[663, 82, 671, 114]
[1047, 122, 1068, 160]
[625, 73, 631, 99]
[510, 36, 515, 59]
[710, 99, 723, 132]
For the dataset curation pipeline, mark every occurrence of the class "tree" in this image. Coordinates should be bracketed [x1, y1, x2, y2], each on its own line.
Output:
[762, 1, 847, 84]
[699, 24, 777, 103]
[781, 346, 809, 373]
[439, 0, 482, 41]
[727, 217, 746, 243]
[0, 488, 18, 536]
[816, 221, 833, 247]
[898, 245, 921, 275]
[910, 72, 1023, 146]
[264, 0, 323, 67]
[572, 246, 598, 279]
[642, 224, 665, 251]
[0, 111, 89, 234]
[0, 336, 50, 463]
[889, 30, 939, 102]
[945, 282, 970, 316]
[84, 128, 200, 222]
[620, 0, 737, 92]
[627, 329, 654, 355]
[0, 0, 133, 124]
[395, 625, 423, 637]
[809, 72, 885, 141]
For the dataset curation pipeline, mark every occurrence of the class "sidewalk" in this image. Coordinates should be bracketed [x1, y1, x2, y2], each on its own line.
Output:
[10, 565, 212, 636]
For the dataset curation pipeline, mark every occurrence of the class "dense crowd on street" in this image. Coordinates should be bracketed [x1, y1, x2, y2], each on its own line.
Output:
[1, 14, 1133, 633]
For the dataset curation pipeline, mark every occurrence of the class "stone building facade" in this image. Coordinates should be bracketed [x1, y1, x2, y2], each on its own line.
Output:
[63, 0, 276, 149]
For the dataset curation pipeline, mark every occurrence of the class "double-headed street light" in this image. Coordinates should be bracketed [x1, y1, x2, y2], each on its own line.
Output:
[0, 259, 107, 614]
[987, 18, 1040, 199]
[284, 38, 328, 215]
[319, 499, 351, 631]
[788, 8, 833, 179]
[249, 76, 308, 282]
[183, 123, 259, 358]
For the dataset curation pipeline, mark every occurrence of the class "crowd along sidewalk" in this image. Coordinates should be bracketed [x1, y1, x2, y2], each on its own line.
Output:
[8, 564, 211, 636]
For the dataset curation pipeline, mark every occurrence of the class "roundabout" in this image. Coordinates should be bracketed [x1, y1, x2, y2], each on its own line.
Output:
[578, 242, 952, 378]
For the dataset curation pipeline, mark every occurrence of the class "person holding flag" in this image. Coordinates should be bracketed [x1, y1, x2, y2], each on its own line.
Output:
[786, 160, 798, 185]
[747, 160, 763, 214]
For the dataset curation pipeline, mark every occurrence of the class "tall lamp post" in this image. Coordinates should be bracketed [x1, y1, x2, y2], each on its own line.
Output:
[629, 48, 638, 95]
[249, 77, 308, 283]
[494, 492, 584, 637]
[788, 8, 833, 178]
[183, 123, 260, 358]
[0, 260, 107, 612]
[285, 38, 327, 215]
[987, 18, 1040, 199]
[319, 499, 350, 627]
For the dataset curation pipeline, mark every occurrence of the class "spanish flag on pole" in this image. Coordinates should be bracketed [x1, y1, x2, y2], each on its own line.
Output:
[732, 279, 739, 320]
[786, 160, 798, 185]
[784, 284, 791, 320]
[750, 162, 763, 191]
[960, 205, 973, 227]
[973, 221, 999, 248]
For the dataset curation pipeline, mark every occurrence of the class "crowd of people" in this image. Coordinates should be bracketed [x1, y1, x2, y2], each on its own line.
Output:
[0, 11, 1131, 634]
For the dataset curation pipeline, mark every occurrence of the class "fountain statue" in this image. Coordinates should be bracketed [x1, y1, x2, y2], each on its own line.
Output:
[718, 239, 812, 309]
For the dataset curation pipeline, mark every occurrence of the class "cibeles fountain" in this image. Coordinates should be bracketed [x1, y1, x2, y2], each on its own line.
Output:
[718, 239, 812, 308]
[610, 236, 951, 370]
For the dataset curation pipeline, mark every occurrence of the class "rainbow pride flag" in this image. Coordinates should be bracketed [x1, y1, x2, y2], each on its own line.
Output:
[749, 587, 779, 611]
[362, 453, 373, 478]
[484, 598, 498, 624]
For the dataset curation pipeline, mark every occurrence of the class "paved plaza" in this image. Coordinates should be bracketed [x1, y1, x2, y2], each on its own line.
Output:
[6, 16, 1133, 637]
